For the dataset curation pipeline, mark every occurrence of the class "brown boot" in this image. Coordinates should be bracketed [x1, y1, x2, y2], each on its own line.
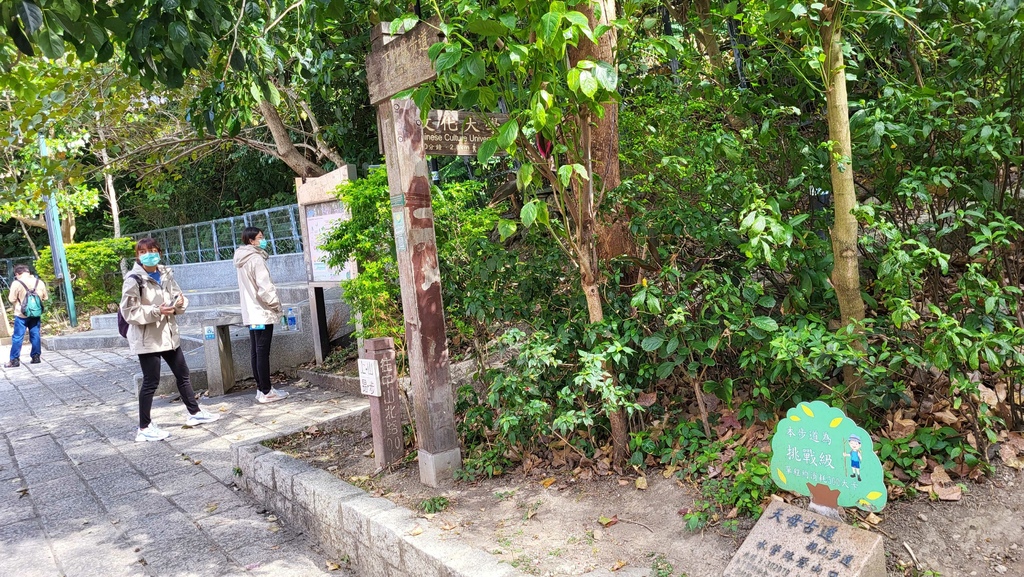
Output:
[4, 359, 20, 368]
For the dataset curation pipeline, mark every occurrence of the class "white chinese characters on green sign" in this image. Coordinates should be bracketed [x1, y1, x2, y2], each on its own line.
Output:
[770, 401, 887, 513]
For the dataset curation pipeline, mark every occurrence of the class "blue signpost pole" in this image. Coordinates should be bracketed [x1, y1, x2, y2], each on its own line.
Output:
[38, 135, 77, 327]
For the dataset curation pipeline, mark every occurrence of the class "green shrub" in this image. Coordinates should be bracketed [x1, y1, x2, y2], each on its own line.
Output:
[37, 237, 136, 311]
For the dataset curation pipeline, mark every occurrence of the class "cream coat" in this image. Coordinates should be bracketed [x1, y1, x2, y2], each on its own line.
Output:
[8, 274, 49, 318]
[119, 262, 189, 355]
[233, 244, 282, 326]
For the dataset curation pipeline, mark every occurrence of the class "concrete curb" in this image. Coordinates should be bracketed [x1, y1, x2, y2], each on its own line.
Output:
[230, 413, 525, 577]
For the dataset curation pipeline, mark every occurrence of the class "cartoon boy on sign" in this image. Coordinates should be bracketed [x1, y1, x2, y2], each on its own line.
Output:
[845, 434, 863, 482]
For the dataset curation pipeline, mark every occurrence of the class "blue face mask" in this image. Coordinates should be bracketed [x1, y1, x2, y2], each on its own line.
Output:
[258, 239, 268, 250]
[139, 253, 161, 267]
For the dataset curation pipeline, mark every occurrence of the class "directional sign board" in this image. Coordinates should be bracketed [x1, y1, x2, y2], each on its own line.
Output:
[424, 110, 508, 157]
[366, 18, 441, 105]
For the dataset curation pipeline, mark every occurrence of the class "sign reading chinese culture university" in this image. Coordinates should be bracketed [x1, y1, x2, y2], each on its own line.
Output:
[422, 110, 506, 157]
[770, 401, 887, 516]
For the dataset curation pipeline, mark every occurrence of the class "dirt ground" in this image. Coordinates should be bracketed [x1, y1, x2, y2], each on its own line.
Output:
[272, 389, 1024, 577]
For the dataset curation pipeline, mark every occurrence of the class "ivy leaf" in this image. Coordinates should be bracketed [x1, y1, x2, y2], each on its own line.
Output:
[538, 12, 561, 45]
[37, 29, 65, 59]
[85, 22, 107, 47]
[435, 47, 462, 72]
[7, 21, 34, 56]
[642, 335, 665, 352]
[594, 61, 618, 92]
[230, 49, 245, 71]
[791, 3, 808, 18]
[168, 22, 189, 46]
[751, 316, 779, 332]
[497, 218, 517, 241]
[521, 201, 538, 227]
[579, 69, 599, 97]
[466, 18, 509, 36]
[477, 138, 498, 164]
[17, 1, 44, 34]
[244, 2, 261, 20]
[497, 118, 519, 149]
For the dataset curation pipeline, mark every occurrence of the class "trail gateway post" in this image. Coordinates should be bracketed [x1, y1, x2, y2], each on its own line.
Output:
[366, 18, 504, 486]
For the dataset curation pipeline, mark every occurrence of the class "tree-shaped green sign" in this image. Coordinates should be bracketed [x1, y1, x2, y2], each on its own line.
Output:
[770, 401, 887, 514]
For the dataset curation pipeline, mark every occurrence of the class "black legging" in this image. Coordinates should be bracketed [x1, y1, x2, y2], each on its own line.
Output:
[138, 347, 200, 429]
[249, 324, 274, 394]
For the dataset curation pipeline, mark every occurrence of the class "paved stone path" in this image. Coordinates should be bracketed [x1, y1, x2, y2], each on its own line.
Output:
[0, 344, 366, 577]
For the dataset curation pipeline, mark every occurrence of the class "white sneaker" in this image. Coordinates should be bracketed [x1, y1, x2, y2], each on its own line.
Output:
[256, 388, 289, 404]
[136, 425, 171, 442]
[185, 409, 221, 426]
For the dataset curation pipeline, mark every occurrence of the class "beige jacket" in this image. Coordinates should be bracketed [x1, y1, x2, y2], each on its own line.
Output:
[8, 274, 49, 318]
[233, 245, 282, 326]
[119, 262, 189, 354]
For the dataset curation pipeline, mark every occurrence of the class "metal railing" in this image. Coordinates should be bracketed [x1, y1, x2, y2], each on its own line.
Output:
[130, 205, 304, 265]
[0, 256, 36, 286]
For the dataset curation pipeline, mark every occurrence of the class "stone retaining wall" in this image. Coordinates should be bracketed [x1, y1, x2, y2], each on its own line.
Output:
[231, 416, 524, 577]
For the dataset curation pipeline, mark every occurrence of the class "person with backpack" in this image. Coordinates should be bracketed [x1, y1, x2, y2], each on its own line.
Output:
[4, 264, 48, 368]
[233, 226, 289, 404]
[120, 238, 219, 442]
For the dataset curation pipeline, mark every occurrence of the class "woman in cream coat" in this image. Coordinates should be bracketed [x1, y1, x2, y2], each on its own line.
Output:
[233, 227, 289, 403]
[120, 238, 219, 442]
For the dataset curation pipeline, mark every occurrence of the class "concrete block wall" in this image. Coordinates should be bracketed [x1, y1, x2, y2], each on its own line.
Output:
[169, 253, 308, 291]
[232, 423, 524, 577]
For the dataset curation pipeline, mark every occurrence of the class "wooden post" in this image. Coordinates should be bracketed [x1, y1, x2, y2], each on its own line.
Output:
[359, 338, 405, 469]
[202, 318, 237, 397]
[0, 300, 11, 345]
[378, 98, 462, 486]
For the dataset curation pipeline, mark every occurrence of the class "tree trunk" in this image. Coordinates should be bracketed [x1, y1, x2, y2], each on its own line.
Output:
[96, 135, 121, 237]
[575, 107, 629, 468]
[61, 212, 75, 244]
[19, 221, 39, 259]
[664, 0, 725, 74]
[258, 100, 327, 177]
[821, 5, 866, 396]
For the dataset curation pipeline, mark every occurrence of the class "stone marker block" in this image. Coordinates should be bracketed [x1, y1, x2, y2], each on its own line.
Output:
[723, 500, 885, 577]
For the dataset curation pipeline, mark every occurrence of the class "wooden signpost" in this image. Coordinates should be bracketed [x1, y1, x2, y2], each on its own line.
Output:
[359, 338, 405, 469]
[365, 18, 463, 487]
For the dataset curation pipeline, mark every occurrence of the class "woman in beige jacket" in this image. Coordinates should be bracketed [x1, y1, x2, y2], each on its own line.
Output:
[120, 238, 219, 442]
[233, 227, 288, 403]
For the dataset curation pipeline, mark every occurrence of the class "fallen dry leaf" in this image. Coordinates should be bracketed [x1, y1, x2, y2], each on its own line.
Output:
[929, 467, 962, 501]
[325, 561, 341, 571]
[598, 515, 618, 527]
[931, 410, 958, 425]
[889, 418, 917, 439]
[662, 465, 678, 479]
[441, 521, 458, 531]
[610, 560, 627, 571]
[635, 477, 648, 490]
[540, 477, 556, 488]
[725, 507, 738, 520]
[999, 444, 1024, 470]
[204, 503, 219, 514]
[637, 392, 657, 407]
[865, 513, 882, 525]
[408, 526, 423, 536]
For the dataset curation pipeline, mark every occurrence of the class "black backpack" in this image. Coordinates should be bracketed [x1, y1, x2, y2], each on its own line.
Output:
[117, 274, 144, 338]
